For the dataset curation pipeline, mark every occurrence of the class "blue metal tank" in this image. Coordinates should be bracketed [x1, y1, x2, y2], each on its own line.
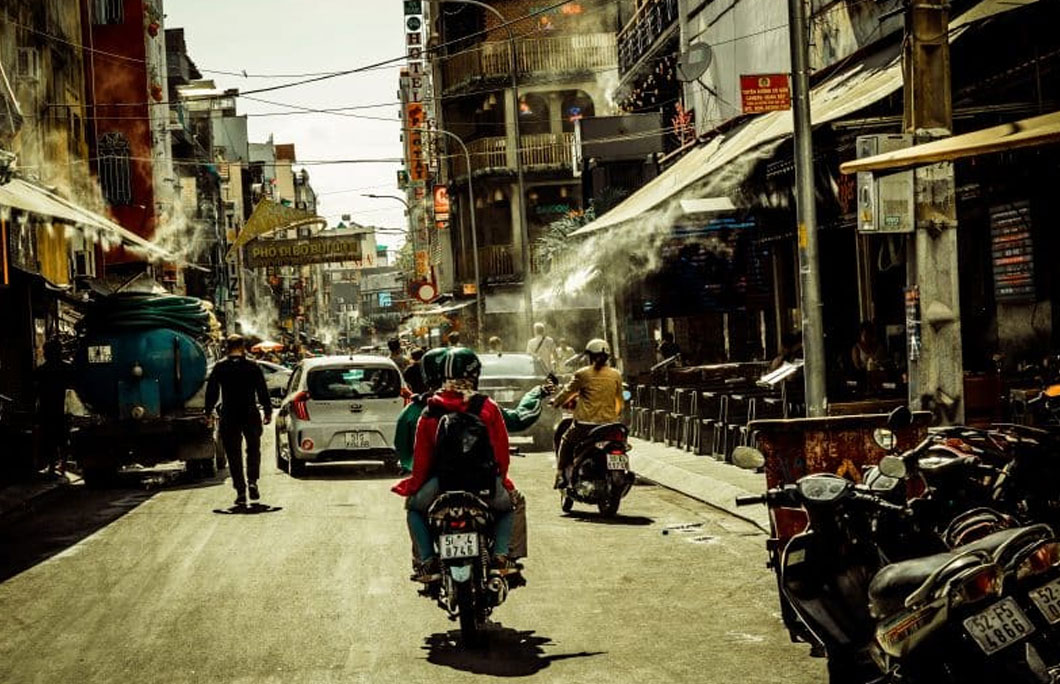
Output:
[75, 328, 208, 419]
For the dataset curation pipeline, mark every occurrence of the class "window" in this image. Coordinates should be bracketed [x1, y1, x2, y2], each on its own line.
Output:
[94, 0, 124, 25]
[307, 366, 401, 400]
[98, 132, 132, 206]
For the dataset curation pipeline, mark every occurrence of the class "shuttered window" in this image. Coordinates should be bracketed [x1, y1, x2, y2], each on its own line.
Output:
[98, 132, 132, 206]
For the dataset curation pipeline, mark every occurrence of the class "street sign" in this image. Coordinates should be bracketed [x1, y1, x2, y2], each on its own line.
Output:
[462, 283, 477, 296]
[739, 74, 791, 114]
[244, 234, 363, 268]
[414, 249, 430, 278]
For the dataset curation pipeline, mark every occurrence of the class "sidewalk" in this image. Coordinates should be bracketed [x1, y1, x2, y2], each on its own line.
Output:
[629, 438, 769, 532]
[0, 471, 81, 519]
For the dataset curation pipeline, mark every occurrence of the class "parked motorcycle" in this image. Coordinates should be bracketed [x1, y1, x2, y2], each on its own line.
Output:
[553, 417, 634, 516]
[420, 490, 518, 645]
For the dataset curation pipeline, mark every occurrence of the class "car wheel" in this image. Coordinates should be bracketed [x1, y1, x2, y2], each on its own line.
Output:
[288, 438, 306, 477]
[274, 428, 285, 471]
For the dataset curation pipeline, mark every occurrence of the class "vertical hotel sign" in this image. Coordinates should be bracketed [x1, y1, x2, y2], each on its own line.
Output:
[405, 2, 430, 278]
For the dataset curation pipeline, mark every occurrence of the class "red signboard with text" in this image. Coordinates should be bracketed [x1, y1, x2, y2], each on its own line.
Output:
[740, 74, 791, 114]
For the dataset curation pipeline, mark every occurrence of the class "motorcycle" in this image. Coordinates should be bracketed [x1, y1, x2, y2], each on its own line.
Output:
[420, 490, 519, 646]
[553, 417, 634, 516]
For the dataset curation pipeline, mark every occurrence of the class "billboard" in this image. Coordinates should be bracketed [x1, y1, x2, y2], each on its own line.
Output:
[245, 234, 363, 268]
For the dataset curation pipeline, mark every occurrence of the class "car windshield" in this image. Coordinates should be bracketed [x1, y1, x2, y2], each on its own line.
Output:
[307, 366, 401, 399]
[479, 354, 545, 378]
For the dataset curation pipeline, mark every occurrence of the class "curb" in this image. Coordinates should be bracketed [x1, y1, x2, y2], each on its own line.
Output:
[0, 472, 81, 520]
[629, 450, 770, 533]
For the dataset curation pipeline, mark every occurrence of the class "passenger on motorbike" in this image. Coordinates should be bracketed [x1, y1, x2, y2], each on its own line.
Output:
[392, 348, 517, 583]
[551, 339, 624, 490]
[393, 347, 450, 473]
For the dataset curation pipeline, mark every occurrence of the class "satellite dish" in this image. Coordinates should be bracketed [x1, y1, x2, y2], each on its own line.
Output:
[677, 42, 713, 83]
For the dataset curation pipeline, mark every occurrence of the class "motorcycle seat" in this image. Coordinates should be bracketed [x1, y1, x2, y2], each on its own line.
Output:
[427, 491, 493, 522]
[868, 552, 980, 619]
[958, 525, 1052, 565]
[584, 422, 628, 441]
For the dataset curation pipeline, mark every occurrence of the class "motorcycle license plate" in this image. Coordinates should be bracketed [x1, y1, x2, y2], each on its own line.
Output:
[1029, 577, 1060, 624]
[963, 597, 1035, 655]
[344, 431, 371, 449]
[606, 453, 629, 470]
[439, 533, 479, 560]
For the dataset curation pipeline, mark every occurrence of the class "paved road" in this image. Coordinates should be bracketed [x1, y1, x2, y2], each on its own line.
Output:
[0, 430, 823, 683]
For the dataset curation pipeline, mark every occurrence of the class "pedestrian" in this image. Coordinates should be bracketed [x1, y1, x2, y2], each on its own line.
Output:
[204, 334, 272, 507]
[659, 331, 681, 364]
[388, 338, 410, 371]
[526, 322, 556, 373]
[488, 336, 503, 353]
[34, 338, 73, 477]
[553, 338, 576, 374]
[403, 347, 429, 396]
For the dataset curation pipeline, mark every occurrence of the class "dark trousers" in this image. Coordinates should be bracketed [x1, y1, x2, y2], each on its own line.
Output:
[220, 420, 262, 493]
[558, 422, 595, 472]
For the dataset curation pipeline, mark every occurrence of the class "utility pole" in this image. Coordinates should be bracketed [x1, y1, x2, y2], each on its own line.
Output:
[787, 0, 827, 416]
[904, 0, 964, 424]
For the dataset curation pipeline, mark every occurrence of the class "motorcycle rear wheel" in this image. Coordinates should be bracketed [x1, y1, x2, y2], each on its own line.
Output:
[455, 583, 481, 647]
[597, 472, 625, 517]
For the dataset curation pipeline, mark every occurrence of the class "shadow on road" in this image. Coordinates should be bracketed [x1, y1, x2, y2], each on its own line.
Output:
[563, 510, 655, 526]
[212, 503, 283, 515]
[291, 464, 399, 481]
[423, 624, 604, 676]
[0, 485, 156, 582]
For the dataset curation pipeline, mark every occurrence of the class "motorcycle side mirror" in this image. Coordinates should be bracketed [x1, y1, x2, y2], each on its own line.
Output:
[878, 454, 907, 479]
[887, 405, 913, 430]
[873, 428, 897, 452]
[732, 446, 766, 471]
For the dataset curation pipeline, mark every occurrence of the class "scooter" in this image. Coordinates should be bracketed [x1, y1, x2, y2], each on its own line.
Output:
[553, 417, 634, 516]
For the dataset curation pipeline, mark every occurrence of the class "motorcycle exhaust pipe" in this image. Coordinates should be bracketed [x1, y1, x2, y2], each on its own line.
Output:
[487, 577, 508, 604]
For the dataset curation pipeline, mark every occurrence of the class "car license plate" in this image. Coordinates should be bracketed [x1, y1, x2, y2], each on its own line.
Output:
[439, 533, 478, 560]
[963, 597, 1035, 655]
[344, 431, 371, 449]
[1029, 577, 1060, 624]
[606, 453, 629, 470]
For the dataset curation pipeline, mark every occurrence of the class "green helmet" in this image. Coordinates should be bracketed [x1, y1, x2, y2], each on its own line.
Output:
[442, 347, 482, 382]
[420, 347, 450, 390]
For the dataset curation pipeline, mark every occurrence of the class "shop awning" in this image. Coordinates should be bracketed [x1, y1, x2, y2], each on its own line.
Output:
[570, 0, 1039, 239]
[403, 299, 475, 320]
[840, 110, 1060, 174]
[0, 178, 172, 260]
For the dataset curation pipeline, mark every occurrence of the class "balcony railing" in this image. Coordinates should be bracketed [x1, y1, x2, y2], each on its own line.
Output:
[453, 132, 574, 178]
[617, 0, 678, 76]
[442, 33, 616, 93]
[480, 244, 516, 280]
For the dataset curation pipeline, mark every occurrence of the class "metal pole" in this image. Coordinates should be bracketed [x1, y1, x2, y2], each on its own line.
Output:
[787, 0, 827, 416]
[441, 0, 533, 336]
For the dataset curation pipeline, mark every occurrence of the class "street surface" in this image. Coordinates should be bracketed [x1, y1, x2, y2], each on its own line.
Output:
[0, 430, 823, 683]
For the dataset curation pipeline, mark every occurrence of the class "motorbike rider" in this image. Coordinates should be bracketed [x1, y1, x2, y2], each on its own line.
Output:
[393, 347, 450, 473]
[392, 348, 517, 583]
[551, 339, 624, 490]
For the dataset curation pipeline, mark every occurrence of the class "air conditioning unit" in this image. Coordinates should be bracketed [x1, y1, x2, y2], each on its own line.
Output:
[73, 249, 96, 278]
[856, 134, 914, 234]
[16, 47, 41, 82]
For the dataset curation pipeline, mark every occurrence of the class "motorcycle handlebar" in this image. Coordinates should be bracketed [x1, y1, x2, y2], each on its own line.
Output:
[735, 494, 767, 507]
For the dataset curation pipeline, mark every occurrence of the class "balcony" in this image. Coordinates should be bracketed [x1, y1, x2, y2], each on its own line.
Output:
[453, 132, 574, 179]
[480, 244, 517, 281]
[617, 0, 679, 77]
[442, 33, 616, 94]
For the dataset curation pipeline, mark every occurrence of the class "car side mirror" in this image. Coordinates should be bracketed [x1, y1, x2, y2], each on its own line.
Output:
[732, 446, 766, 470]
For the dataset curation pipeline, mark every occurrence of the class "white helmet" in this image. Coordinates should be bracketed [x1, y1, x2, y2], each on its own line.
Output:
[585, 338, 611, 355]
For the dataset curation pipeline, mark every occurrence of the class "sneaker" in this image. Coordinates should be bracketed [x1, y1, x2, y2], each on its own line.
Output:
[411, 558, 441, 584]
[234, 491, 247, 507]
[248, 483, 260, 501]
[490, 555, 520, 577]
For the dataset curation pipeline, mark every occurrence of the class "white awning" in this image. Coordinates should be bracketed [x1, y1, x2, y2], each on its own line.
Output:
[840, 110, 1060, 174]
[571, 0, 1039, 238]
[0, 178, 172, 261]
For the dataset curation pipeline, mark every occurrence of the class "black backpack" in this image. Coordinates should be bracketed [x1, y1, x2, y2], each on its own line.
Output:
[429, 394, 497, 496]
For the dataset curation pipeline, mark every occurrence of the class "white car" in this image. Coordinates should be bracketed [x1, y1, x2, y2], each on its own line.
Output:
[256, 360, 294, 406]
[275, 355, 407, 475]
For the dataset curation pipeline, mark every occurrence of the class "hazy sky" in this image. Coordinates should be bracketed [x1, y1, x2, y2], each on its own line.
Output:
[164, 0, 407, 247]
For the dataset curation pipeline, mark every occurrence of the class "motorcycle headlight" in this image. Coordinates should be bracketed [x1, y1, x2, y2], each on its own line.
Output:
[1017, 541, 1060, 581]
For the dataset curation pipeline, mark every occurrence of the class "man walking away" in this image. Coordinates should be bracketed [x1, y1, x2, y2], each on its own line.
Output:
[35, 338, 74, 477]
[526, 322, 556, 373]
[388, 339, 410, 371]
[205, 334, 272, 506]
[403, 347, 428, 396]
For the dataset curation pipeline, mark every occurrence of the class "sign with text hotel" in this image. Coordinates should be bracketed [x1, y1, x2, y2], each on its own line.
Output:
[740, 74, 791, 114]
[245, 235, 363, 269]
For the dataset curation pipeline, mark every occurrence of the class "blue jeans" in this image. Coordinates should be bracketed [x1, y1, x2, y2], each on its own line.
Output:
[406, 477, 513, 561]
